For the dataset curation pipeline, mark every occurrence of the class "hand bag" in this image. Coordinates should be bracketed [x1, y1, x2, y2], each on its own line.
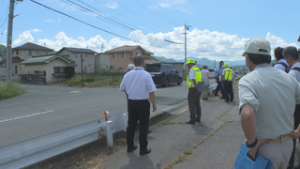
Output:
[233, 142, 273, 169]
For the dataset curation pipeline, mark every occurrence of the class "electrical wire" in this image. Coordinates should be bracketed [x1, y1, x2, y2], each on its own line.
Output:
[29, 0, 177, 50]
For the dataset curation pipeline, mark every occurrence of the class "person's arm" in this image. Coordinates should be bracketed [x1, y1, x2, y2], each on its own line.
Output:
[291, 124, 300, 139]
[149, 92, 157, 112]
[221, 75, 224, 84]
[192, 79, 201, 92]
[232, 71, 236, 81]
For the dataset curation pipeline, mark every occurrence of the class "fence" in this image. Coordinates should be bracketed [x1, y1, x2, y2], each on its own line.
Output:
[0, 67, 5, 77]
[0, 112, 127, 169]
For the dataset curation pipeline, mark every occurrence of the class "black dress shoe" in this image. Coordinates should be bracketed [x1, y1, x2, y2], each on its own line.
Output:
[185, 121, 195, 124]
[127, 145, 137, 152]
[195, 120, 201, 123]
[140, 148, 151, 155]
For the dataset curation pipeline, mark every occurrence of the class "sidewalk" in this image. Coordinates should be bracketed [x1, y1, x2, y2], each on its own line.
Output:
[106, 88, 245, 169]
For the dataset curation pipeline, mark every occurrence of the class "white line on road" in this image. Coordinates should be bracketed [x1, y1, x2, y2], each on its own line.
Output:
[0, 110, 54, 123]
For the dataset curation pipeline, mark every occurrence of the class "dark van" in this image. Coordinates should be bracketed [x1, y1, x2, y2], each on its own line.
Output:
[145, 63, 182, 87]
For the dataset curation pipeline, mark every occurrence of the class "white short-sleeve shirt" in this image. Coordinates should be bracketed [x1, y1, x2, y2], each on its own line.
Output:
[120, 67, 156, 100]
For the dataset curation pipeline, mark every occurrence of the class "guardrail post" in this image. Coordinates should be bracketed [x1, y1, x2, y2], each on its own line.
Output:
[105, 121, 113, 147]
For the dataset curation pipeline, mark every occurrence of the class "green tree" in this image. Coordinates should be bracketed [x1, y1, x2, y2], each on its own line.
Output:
[65, 66, 75, 78]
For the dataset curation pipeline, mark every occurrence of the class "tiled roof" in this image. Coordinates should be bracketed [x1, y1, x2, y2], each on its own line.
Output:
[0, 56, 24, 63]
[58, 47, 97, 54]
[12, 42, 54, 51]
[105, 45, 153, 54]
[21, 54, 73, 64]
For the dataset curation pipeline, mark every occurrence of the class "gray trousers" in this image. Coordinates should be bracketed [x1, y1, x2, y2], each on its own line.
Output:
[258, 138, 293, 169]
[188, 88, 201, 122]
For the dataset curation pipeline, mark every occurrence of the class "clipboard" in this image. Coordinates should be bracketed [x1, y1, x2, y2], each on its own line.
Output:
[197, 82, 205, 91]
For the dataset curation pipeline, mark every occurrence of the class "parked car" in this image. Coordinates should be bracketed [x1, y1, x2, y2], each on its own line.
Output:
[208, 68, 216, 79]
[145, 63, 182, 87]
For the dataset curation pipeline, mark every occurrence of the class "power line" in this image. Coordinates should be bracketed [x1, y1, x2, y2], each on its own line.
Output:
[29, 0, 176, 50]
[138, 0, 182, 26]
[61, 0, 135, 32]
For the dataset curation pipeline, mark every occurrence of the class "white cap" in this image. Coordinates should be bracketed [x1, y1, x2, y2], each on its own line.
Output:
[242, 37, 271, 56]
[127, 64, 135, 71]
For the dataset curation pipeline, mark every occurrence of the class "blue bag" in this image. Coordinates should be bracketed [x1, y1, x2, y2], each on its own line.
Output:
[233, 142, 273, 169]
[197, 82, 205, 90]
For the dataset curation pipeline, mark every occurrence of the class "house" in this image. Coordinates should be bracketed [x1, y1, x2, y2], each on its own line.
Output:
[94, 53, 110, 73]
[0, 57, 24, 75]
[57, 47, 97, 74]
[20, 53, 75, 83]
[11, 42, 55, 74]
[104, 45, 157, 71]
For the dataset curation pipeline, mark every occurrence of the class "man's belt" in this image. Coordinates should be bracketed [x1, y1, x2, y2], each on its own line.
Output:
[265, 134, 290, 144]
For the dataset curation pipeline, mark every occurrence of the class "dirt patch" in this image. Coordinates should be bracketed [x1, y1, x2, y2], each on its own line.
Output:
[53, 138, 126, 169]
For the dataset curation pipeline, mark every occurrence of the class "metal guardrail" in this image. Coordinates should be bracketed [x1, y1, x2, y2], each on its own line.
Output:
[0, 112, 127, 169]
[209, 83, 218, 95]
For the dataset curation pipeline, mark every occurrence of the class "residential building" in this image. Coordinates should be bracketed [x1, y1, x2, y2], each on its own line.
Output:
[104, 45, 156, 71]
[20, 53, 75, 83]
[10, 42, 55, 74]
[94, 53, 110, 73]
[58, 47, 97, 74]
[0, 57, 24, 75]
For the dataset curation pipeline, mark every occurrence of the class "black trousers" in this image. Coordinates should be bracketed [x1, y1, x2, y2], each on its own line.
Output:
[188, 88, 201, 122]
[127, 99, 150, 151]
[288, 104, 300, 169]
[223, 81, 233, 102]
[214, 81, 225, 97]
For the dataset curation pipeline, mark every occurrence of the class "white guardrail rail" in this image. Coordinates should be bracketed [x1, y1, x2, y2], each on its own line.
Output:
[0, 112, 127, 169]
[209, 83, 217, 95]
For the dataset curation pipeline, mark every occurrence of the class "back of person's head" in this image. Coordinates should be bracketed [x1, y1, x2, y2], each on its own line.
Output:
[127, 64, 135, 71]
[133, 56, 144, 66]
[283, 46, 298, 61]
[274, 47, 284, 60]
[203, 65, 207, 69]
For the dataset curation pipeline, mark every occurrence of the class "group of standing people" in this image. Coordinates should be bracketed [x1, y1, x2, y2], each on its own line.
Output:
[214, 61, 236, 102]
[238, 37, 300, 169]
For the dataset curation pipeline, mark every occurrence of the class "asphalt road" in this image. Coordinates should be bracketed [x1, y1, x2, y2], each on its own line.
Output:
[0, 79, 216, 147]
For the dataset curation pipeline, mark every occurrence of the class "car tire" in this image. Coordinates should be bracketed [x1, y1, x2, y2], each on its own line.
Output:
[164, 79, 169, 87]
[177, 78, 182, 85]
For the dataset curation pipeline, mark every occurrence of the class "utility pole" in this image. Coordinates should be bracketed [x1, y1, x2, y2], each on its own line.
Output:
[6, 0, 22, 82]
[182, 23, 191, 78]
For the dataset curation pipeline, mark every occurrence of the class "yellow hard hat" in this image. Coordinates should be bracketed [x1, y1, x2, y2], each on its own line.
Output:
[184, 59, 196, 65]
[224, 62, 229, 67]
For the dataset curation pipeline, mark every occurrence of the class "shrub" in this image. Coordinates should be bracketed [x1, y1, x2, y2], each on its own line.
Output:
[65, 75, 95, 86]
[0, 82, 25, 100]
[65, 66, 75, 78]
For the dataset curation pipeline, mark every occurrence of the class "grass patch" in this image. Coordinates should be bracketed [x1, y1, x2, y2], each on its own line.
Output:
[0, 82, 25, 100]
[65, 75, 123, 87]
[163, 155, 186, 169]
[183, 149, 193, 155]
[66, 75, 95, 87]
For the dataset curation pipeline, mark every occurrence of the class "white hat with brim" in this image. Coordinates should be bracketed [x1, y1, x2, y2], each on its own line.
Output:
[242, 38, 271, 56]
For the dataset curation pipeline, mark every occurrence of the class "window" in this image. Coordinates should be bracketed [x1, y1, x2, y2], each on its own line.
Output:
[26, 50, 32, 55]
[113, 53, 116, 58]
[110, 65, 115, 69]
[16, 50, 19, 55]
[36, 51, 39, 55]
[122, 53, 126, 58]
[66, 54, 69, 57]
[135, 52, 140, 56]
[54, 67, 65, 73]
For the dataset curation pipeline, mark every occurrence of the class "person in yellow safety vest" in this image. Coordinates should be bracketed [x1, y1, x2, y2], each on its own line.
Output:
[221, 62, 236, 102]
[185, 58, 203, 124]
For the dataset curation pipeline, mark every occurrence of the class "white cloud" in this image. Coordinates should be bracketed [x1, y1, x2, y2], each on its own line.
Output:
[158, 0, 187, 8]
[12, 31, 34, 46]
[12, 28, 299, 61]
[44, 19, 56, 23]
[104, 1, 119, 9]
[32, 29, 42, 32]
[58, 18, 61, 22]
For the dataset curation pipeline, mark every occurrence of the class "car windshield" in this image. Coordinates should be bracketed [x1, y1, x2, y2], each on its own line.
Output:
[145, 64, 161, 72]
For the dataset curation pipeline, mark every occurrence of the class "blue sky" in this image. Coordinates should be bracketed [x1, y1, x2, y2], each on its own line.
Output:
[0, 0, 299, 61]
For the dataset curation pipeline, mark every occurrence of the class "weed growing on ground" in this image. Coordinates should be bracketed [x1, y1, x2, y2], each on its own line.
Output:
[183, 150, 193, 155]
[0, 82, 25, 100]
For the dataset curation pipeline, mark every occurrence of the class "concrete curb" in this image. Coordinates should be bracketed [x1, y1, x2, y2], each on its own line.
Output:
[23, 101, 189, 169]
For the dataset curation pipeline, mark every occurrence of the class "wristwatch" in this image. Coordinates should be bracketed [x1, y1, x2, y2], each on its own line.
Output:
[246, 138, 257, 148]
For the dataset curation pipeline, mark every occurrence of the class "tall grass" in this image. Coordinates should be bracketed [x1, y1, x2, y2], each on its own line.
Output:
[0, 82, 25, 100]
[66, 75, 95, 86]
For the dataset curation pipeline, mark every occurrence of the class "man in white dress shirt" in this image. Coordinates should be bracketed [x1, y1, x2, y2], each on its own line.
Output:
[120, 56, 157, 156]
[201, 65, 210, 100]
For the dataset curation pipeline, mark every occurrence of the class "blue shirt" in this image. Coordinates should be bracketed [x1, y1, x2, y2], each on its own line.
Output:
[274, 59, 289, 72]
[215, 65, 224, 77]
